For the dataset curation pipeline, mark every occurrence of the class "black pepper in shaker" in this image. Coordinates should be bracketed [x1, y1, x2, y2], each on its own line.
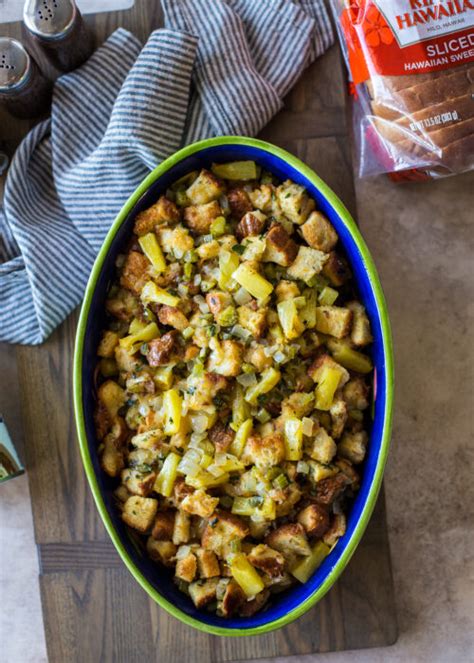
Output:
[23, 0, 94, 73]
[0, 38, 52, 119]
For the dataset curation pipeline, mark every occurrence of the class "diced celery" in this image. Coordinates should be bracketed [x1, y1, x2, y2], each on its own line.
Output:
[210, 215, 226, 237]
[141, 281, 180, 307]
[233, 263, 273, 300]
[244, 368, 281, 405]
[218, 250, 240, 290]
[277, 299, 304, 340]
[232, 385, 250, 428]
[138, 233, 167, 273]
[212, 161, 258, 181]
[182, 326, 194, 340]
[314, 366, 341, 411]
[329, 342, 373, 374]
[290, 541, 330, 583]
[232, 497, 255, 516]
[229, 553, 265, 597]
[283, 417, 303, 460]
[230, 418, 253, 457]
[273, 473, 289, 490]
[163, 389, 182, 435]
[318, 286, 338, 306]
[256, 408, 271, 424]
[185, 471, 230, 489]
[119, 322, 159, 351]
[299, 289, 318, 329]
[153, 452, 181, 497]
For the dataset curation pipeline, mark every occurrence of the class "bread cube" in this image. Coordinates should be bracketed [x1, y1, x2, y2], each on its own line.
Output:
[175, 551, 197, 583]
[188, 578, 220, 609]
[237, 305, 267, 338]
[134, 196, 180, 236]
[262, 223, 298, 266]
[287, 246, 328, 283]
[338, 430, 368, 464]
[186, 169, 224, 205]
[315, 306, 352, 339]
[297, 503, 330, 538]
[276, 180, 315, 225]
[347, 301, 373, 346]
[146, 537, 177, 566]
[184, 200, 222, 235]
[122, 496, 158, 533]
[196, 549, 220, 578]
[152, 510, 176, 541]
[300, 211, 338, 252]
[265, 523, 311, 557]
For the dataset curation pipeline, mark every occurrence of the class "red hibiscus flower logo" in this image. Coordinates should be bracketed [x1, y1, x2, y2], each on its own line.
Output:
[362, 5, 394, 47]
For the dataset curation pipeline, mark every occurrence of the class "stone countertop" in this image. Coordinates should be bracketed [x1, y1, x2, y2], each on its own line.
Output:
[1, 171, 473, 662]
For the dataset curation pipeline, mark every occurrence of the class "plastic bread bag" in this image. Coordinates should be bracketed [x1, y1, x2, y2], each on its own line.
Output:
[330, 0, 474, 180]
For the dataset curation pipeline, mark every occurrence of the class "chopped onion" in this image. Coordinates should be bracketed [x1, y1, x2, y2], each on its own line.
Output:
[296, 461, 310, 474]
[236, 372, 257, 387]
[219, 194, 230, 213]
[273, 351, 286, 364]
[191, 415, 209, 433]
[302, 417, 314, 436]
[230, 324, 251, 341]
[263, 345, 278, 357]
[233, 287, 252, 306]
[176, 545, 191, 559]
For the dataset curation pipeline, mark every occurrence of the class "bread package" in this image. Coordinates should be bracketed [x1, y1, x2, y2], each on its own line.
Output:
[331, 0, 474, 179]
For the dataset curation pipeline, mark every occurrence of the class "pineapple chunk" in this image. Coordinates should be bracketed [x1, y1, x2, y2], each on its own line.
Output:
[154, 452, 181, 497]
[229, 418, 253, 457]
[229, 553, 265, 598]
[244, 368, 281, 405]
[314, 366, 342, 411]
[138, 232, 166, 273]
[119, 322, 159, 352]
[163, 389, 182, 435]
[232, 262, 273, 300]
[218, 250, 240, 290]
[283, 417, 303, 461]
[140, 281, 180, 307]
[212, 161, 258, 181]
[290, 541, 330, 583]
[277, 299, 304, 340]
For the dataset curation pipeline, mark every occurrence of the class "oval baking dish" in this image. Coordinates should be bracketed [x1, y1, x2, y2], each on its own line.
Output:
[74, 136, 393, 636]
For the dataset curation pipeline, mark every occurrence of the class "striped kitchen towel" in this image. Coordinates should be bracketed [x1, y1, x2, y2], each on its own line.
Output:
[0, 0, 333, 345]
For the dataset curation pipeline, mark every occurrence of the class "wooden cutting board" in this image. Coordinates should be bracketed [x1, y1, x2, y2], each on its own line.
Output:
[3, 1, 398, 660]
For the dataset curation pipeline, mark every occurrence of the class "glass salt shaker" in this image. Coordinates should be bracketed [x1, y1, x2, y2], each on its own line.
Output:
[23, 0, 94, 73]
[0, 37, 52, 119]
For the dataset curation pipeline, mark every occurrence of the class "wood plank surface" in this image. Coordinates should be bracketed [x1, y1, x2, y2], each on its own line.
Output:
[2, 1, 397, 661]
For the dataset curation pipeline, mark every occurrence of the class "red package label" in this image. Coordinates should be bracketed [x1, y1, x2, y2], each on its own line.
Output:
[341, 0, 474, 84]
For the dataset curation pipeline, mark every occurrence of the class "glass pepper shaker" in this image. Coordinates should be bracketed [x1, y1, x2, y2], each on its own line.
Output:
[23, 0, 94, 73]
[0, 37, 52, 119]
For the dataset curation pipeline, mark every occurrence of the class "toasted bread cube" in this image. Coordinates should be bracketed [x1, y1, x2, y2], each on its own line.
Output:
[287, 246, 328, 283]
[175, 551, 197, 583]
[243, 343, 272, 372]
[208, 339, 243, 377]
[297, 504, 330, 539]
[157, 305, 189, 331]
[338, 430, 368, 464]
[101, 436, 125, 478]
[335, 458, 360, 487]
[323, 513, 346, 546]
[308, 354, 350, 388]
[347, 301, 373, 346]
[181, 489, 219, 519]
[146, 537, 177, 566]
[98, 380, 126, 419]
[274, 483, 303, 518]
[188, 578, 220, 609]
[306, 425, 337, 464]
[227, 187, 253, 218]
[241, 432, 285, 469]
[247, 544, 285, 578]
[281, 392, 314, 419]
[265, 523, 311, 557]
[300, 211, 338, 252]
[172, 509, 191, 545]
[248, 184, 274, 213]
[239, 589, 271, 617]
[196, 549, 220, 578]
[121, 468, 157, 497]
[315, 306, 352, 339]
[122, 496, 158, 533]
[184, 200, 222, 235]
[343, 378, 370, 410]
[330, 398, 348, 439]
[98, 330, 120, 358]
[236, 210, 266, 241]
[196, 239, 220, 260]
[276, 180, 315, 225]
[120, 251, 150, 295]
[322, 251, 351, 286]
[201, 511, 249, 557]
[313, 473, 348, 506]
[275, 280, 300, 302]
[157, 225, 194, 257]
[152, 510, 176, 540]
[134, 196, 180, 236]
[237, 305, 267, 338]
[262, 223, 298, 267]
[219, 580, 246, 617]
[186, 169, 224, 205]
[106, 288, 140, 322]
[206, 291, 232, 319]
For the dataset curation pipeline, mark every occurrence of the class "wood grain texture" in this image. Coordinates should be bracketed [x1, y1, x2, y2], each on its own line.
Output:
[2, 1, 397, 660]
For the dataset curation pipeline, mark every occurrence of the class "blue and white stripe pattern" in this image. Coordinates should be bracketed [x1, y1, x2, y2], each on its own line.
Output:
[0, 0, 333, 345]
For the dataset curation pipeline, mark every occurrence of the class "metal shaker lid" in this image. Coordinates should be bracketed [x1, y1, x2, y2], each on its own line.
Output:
[0, 38, 31, 93]
[23, 0, 77, 41]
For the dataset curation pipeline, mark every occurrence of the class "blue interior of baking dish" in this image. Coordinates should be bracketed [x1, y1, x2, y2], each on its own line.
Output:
[80, 143, 389, 630]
